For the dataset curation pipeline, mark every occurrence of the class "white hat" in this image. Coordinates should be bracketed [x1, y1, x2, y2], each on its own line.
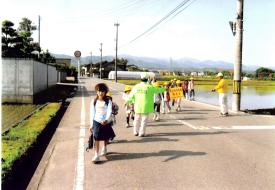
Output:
[140, 72, 149, 79]
[216, 72, 223, 77]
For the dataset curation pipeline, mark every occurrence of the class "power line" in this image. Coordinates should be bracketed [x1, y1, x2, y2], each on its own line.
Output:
[120, 0, 194, 48]
[143, 0, 197, 41]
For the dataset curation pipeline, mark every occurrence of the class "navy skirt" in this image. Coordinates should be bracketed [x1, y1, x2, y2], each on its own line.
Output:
[93, 120, 116, 141]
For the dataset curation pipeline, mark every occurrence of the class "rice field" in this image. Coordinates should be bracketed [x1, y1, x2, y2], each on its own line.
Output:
[1, 104, 44, 133]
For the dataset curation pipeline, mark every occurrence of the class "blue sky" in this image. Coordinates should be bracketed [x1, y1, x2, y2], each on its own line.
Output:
[1, 0, 274, 67]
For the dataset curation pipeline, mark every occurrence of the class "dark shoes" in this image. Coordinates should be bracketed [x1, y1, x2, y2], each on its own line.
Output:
[220, 112, 229, 116]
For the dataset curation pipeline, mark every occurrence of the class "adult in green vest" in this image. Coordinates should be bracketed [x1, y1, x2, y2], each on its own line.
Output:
[127, 72, 165, 137]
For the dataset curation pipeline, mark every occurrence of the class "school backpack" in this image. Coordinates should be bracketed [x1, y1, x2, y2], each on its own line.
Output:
[112, 102, 119, 115]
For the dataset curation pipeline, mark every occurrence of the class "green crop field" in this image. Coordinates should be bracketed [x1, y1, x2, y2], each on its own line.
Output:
[117, 77, 275, 87]
[2, 104, 43, 133]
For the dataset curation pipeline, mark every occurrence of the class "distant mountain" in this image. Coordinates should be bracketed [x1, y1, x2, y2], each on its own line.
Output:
[51, 53, 260, 72]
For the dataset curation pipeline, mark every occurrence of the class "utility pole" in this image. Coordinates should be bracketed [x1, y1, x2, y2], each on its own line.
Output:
[38, 15, 41, 59]
[90, 51, 93, 77]
[100, 43, 103, 79]
[114, 22, 120, 83]
[232, 0, 244, 112]
[38, 15, 41, 47]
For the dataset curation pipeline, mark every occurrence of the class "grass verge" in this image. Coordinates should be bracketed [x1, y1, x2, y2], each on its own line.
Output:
[1, 103, 61, 180]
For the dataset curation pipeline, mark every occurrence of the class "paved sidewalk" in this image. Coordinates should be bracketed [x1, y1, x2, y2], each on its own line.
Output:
[28, 78, 275, 190]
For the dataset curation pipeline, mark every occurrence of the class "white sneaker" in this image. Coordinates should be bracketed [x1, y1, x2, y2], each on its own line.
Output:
[155, 116, 160, 121]
[100, 147, 107, 156]
[92, 155, 100, 163]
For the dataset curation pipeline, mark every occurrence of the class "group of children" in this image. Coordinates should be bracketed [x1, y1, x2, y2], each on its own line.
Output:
[90, 79, 195, 163]
[122, 78, 195, 125]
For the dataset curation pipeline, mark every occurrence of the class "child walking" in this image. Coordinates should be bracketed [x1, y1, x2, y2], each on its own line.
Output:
[162, 82, 171, 114]
[153, 81, 163, 121]
[90, 83, 115, 163]
[175, 80, 183, 111]
[122, 85, 134, 127]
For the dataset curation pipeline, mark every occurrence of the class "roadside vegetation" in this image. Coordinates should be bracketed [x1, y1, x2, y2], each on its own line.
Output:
[118, 77, 275, 87]
[2, 104, 43, 133]
[1, 103, 61, 180]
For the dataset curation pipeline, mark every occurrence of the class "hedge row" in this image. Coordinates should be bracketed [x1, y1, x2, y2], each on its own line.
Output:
[1, 103, 61, 178]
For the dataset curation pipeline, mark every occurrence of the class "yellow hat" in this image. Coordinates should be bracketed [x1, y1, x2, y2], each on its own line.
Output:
[216, 72, 223, 77]
[124, 85, 132, 92]
[176, 80, 182, 84]
[153, 81, 160, 87]
[163, 81, 169, 86]
[106, 92, 112, 97]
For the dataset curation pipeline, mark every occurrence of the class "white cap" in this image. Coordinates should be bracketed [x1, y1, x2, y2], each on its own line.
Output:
[216, 72, 223, 77]
[140, 72, 149, 79]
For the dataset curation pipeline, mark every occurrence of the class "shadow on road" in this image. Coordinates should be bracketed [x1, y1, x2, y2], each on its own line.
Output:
[106, 150, 206, 162]
[150, 131, 229, 137]
[113, 137, 178, 144]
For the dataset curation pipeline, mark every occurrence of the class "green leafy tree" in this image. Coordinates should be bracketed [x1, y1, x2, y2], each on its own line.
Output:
[256, 67, 274, 80]
[17, 17, 38, 57]
[221, 70, 232, 79]
[1, 20, 22, 57]
[40, 49, 55, 63]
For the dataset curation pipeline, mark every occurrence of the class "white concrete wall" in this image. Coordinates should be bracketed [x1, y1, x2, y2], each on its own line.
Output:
[48, 66, 57, 87]
[2, 58, 66, 103]
[2, 59, 34, 103]
[33, 61, 47, 94]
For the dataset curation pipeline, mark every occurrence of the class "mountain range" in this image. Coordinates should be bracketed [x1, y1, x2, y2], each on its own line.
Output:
[52, 53, 261, 72]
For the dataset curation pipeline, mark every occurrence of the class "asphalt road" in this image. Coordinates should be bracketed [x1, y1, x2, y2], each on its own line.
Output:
[28, 77, 275, 190]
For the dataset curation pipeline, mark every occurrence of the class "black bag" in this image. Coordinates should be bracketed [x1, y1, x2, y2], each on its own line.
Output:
[86, 133, 94, 152]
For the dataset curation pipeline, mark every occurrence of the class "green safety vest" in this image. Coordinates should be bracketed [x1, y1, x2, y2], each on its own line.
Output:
[127, 82, 165, 113]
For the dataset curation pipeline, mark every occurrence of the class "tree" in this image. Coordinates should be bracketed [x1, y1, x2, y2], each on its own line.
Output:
[17, 17, 38, 57]
[40, 49, 55, 63]
[221, 70, 232, 79]
[256, 67, 274, 80]
[1, 20, 21, 57]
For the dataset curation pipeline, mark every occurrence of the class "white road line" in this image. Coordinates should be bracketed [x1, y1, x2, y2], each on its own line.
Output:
[74, 86, 86, 190]
[169, 114, 197, 130]
[231, 125, 275, 130]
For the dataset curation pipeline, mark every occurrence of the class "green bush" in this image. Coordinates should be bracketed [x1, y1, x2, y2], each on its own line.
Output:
[1, 103, 61, 178]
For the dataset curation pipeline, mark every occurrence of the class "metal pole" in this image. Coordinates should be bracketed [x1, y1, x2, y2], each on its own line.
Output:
[100, 43, 102, 79]
[77, 58, 80, 81]
[38, 15, 41, 59]
[90, 51, 92, 77]
[114, 23, 119, 83]
[232, 0, 244, 112]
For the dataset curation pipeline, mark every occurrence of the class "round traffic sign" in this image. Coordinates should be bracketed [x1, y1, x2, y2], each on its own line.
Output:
[74, 50, 81, 58]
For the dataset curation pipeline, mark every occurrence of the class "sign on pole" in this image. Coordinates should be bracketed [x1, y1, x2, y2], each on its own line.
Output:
[74, 50, 81, 58]
[74, 50, 81, 81]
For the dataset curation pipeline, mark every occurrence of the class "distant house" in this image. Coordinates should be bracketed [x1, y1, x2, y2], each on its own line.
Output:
[242, 76, 251, 81]
[108, 71, 158, 80]
[198, 72, 205, 77]
[191, 72, 198, 76]
[180, 72, 187, 76]
[88, 60, 126, 78]
[55, 58, 71, 67]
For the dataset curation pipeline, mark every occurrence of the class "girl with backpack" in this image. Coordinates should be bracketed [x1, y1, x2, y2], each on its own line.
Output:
[90, 83, 115, 163]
